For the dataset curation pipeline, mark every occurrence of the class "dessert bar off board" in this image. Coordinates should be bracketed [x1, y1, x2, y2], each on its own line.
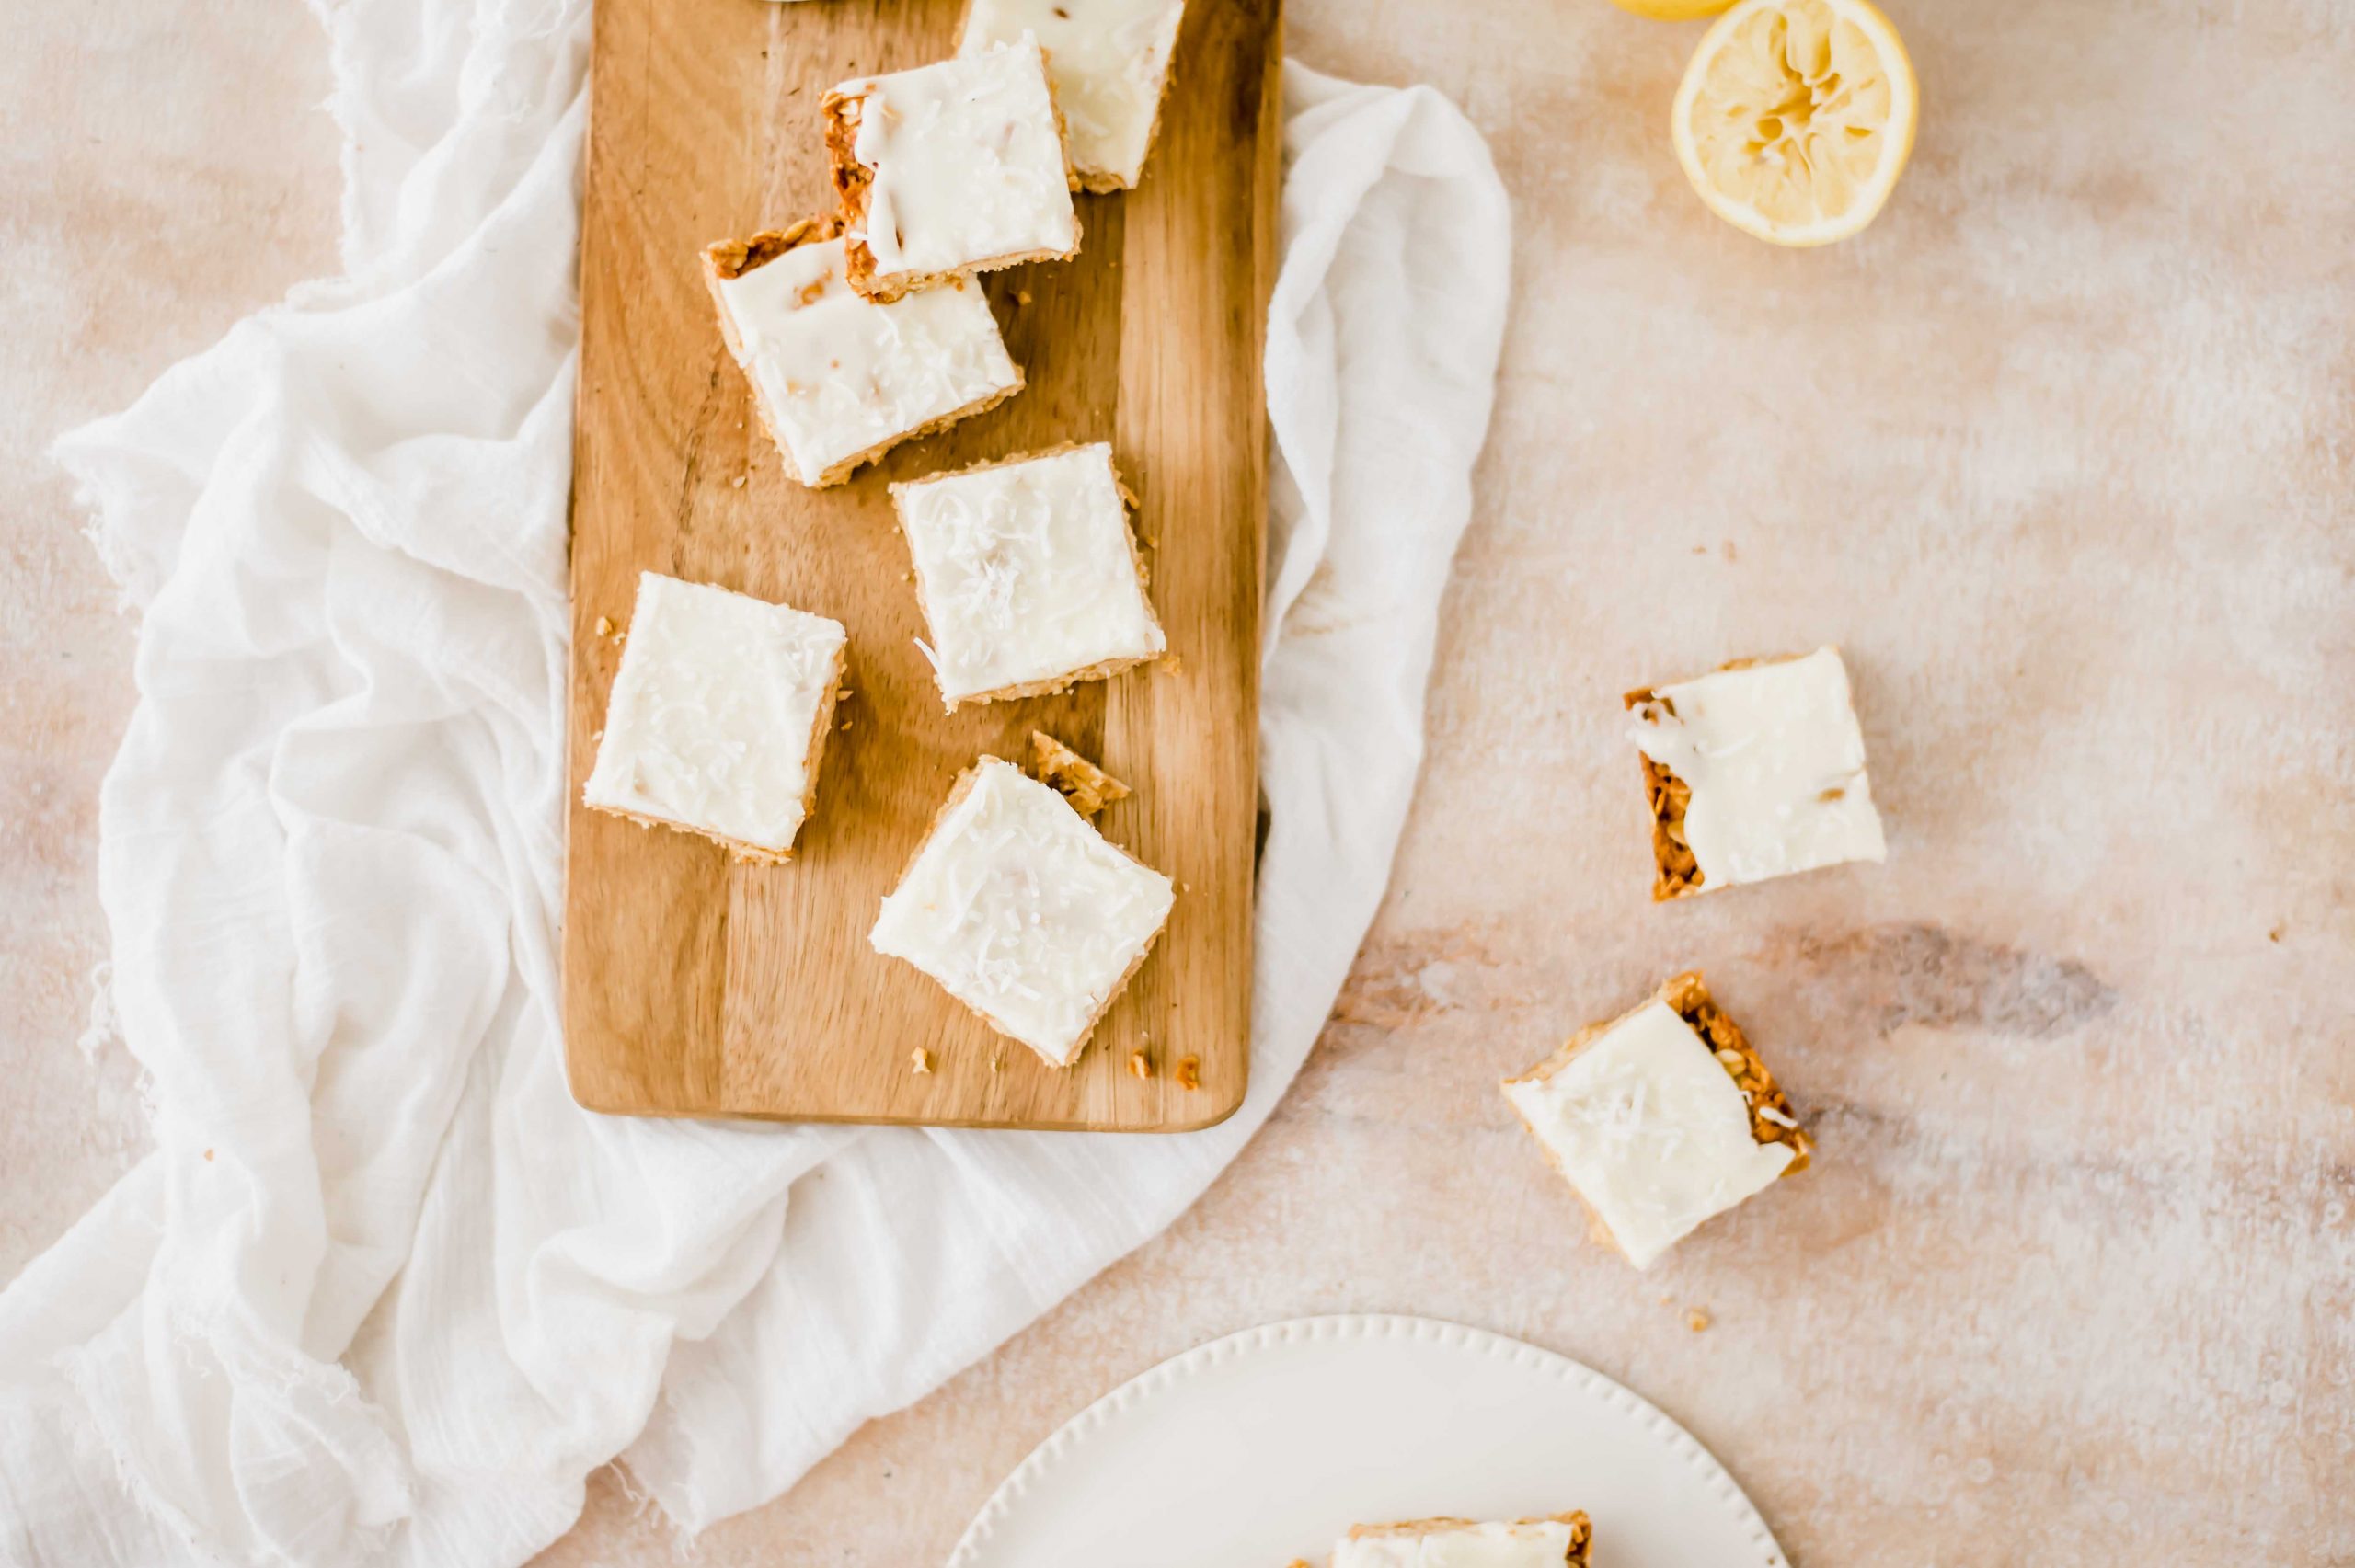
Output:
[564, 0, 1282, 1129]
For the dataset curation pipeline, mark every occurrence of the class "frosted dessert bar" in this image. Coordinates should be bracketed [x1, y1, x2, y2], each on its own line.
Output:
[891, 442, 1165, 708]
[583, 572, 848, 864]
[1502, 972, 1809, 1271]
[704, 218, 1022, 488]
[822, 38, 1081, 302]
[959, 0, 1187, 190]
[1330, 1512, 1593, 1568]
[1625, 645, 1886, 899]
[870, 757, 1175, 1067]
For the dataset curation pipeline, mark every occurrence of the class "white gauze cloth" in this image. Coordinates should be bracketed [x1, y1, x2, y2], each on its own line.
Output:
[0, 0, 1511, 1560]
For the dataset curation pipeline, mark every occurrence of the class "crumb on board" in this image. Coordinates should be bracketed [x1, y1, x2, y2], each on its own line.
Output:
[1029, 731, 1131, 818]
[1128, 1049, 1153, 1080]
[594, 615, 614, 637]
[911, 1047, 933, 1075]
[1175, 1055, 1200, 1091]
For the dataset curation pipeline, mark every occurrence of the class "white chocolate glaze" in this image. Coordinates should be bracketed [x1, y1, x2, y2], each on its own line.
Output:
[583, 573, 845, 854]
[1333, 1519, 1584, 1568]
[714, 235, 1019, 484]
[870, 758, 1174, 1066]
[1503, 1001, 1793, 1271]
[1628, 646, 1886, 890]
[840, 39, 1078, 281]
[892, 442, 1165, 705]
[959, 0, 1186, 188]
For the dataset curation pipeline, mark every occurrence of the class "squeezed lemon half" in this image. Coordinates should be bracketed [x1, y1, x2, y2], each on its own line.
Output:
[1671, 0, 1918, 246]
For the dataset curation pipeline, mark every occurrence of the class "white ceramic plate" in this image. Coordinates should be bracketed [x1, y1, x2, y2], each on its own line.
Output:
[948, 1313, 1788, 1567]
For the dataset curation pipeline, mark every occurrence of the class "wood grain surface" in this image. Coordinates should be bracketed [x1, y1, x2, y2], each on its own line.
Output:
[562, 0, 1281, 1130]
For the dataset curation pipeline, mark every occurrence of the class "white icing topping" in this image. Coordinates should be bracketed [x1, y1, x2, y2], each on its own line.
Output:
[715, 235, 1019, 484]
[1505, 1000, 1794, 1270]
[839, 38, 1078, 280]
[869, 759, 1174, 1066]
[583, 573, 845, 853]
[1629, 646, 1886, 890]
[1333, 1520, 1585, 1568]
[892, 443, 1165, 704]
[959, 0, 1186, 187]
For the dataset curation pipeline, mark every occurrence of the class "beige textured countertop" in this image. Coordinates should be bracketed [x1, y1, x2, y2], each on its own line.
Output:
[6, 3, 2350, 1563]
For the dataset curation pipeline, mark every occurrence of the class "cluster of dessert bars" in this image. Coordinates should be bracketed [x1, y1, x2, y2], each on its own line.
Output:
[587, 4, 1890, 1288]
[1295, 656, 1892, 1545]
[587, 9, 1886, 1556]
[585, 4, 1190, 1073]
[1502, 644, 1886, 1271]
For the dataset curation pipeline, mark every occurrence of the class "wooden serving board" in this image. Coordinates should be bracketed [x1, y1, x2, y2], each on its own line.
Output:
[563, 0, 1281, 1130]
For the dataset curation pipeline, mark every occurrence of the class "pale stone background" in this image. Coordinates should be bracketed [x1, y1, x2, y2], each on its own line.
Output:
[6, 2, 2350, 1564]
